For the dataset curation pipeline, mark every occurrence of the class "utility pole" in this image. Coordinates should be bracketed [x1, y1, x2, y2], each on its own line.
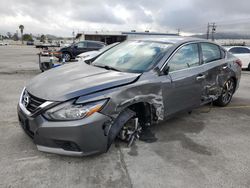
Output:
[207, 23, 210, 39]
[72, 30, 75, 43]
[211, 23, 216, 41]
[177, 28, 180, 36]
[206, 23, 217, 41]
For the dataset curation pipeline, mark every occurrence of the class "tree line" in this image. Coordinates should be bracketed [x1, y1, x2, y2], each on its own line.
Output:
[0, 25, 47, 43]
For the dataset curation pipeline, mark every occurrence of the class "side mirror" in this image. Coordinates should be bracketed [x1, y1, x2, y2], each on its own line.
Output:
[74, 45, 78, 49]
[162, 66, 170, 75]
[154, 67, 161, 76]
[154, 66, 169, 76]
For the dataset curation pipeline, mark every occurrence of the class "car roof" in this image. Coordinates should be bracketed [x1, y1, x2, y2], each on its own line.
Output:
[130, 36, 206, 45]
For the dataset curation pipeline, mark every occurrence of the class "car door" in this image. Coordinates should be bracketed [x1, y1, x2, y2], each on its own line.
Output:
[73, 41, 88, 56]
[161, 43, 206, 117]
[200, 42, 228, 101]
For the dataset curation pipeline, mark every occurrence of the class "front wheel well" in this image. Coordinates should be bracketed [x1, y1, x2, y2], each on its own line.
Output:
[106, 102, 155, 149]
[126, 102, 156, 126]
[62, 51, 71, 55]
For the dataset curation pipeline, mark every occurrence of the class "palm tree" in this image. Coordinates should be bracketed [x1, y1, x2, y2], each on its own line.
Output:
[19, 25, 24, 44]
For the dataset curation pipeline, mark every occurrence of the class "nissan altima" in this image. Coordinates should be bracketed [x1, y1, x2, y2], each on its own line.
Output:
[17, 37, 241, 156]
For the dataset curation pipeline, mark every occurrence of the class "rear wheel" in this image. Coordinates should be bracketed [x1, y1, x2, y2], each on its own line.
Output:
[214, 78, 235, 107]
[248, 63, 250, 71]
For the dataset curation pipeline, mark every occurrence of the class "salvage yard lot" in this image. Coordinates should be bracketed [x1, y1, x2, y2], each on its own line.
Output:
[0, 45, 250, 188]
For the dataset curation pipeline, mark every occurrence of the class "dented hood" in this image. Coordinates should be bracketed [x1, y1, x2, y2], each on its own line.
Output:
[26, 63, 140, 101]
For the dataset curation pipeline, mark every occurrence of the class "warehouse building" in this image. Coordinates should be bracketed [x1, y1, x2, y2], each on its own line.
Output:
[75, 31, 179, 44]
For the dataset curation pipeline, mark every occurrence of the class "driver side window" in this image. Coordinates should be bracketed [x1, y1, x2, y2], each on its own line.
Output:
[168, 43, 199, 72]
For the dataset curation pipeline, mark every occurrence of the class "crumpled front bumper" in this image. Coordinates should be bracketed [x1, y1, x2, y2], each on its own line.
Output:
[17, 104, 112, 156]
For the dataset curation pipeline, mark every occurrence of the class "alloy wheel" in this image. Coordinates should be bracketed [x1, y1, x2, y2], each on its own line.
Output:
[221, 79, 234, 104]
[63, 53, 71, 62]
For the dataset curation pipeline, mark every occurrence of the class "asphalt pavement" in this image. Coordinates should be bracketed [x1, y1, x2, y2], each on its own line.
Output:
[0, 45, 250, 188]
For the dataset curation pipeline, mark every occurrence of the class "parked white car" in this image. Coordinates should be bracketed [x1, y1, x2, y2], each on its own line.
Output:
[76, 42, 119, 63]
[0, 41, 9, 46]
[227, 46, 250, 70]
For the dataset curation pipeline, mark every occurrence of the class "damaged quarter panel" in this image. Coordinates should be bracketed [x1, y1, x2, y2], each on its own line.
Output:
[200, 43, 240, 101]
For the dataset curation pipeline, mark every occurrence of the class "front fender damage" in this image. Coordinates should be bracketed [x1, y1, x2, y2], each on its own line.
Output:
[107, 108, 135, 149]
[103, 83, 165, 121]
[78, 77, 165, 149]
[103, 82, 164, 149]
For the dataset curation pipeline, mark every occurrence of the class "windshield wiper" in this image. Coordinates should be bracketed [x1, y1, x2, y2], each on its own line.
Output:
[93, 64, 121, 72]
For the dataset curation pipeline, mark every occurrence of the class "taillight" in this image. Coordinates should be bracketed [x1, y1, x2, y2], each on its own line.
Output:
[235, 59, 242, 68]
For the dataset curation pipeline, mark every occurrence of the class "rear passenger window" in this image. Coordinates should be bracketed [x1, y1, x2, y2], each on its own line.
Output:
[88, 42, 103, 48]
[201, 43, 221, 63]
[168, 43, 200, 72]
[75, 42, 87, 48]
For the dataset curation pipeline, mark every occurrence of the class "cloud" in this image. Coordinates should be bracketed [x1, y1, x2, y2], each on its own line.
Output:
[71, 3, 125, 24]
[0, 0, 250, 36]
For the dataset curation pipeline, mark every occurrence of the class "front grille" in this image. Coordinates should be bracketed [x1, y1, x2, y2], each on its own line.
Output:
[26, 92, 46, 113]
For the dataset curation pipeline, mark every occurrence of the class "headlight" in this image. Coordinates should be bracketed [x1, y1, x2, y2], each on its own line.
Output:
[44, 99, 107, 121]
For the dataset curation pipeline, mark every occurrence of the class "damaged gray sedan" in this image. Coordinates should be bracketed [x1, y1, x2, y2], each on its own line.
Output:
[17, 37, 241, 156]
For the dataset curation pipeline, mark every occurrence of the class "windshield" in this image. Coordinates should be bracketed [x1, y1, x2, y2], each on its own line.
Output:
[92, 41, 172, 73]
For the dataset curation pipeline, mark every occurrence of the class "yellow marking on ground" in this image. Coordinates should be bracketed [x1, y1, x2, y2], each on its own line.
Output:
[220, 105, 250, 109]
[198, 105, 250, 112]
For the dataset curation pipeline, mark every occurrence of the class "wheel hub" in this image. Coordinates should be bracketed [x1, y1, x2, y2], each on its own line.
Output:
[222, 80, 234, 104]
[118, 117, 142, 147]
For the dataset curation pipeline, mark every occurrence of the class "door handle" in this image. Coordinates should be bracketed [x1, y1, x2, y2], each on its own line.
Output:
[196, 75, 206, 81]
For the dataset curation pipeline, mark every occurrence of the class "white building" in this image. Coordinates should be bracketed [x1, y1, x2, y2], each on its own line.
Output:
[75, 31, 179, 44]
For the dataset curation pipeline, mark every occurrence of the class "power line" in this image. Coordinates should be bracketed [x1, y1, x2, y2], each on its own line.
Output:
[215, 18, 250, 25]
[181, 18, 250, 33]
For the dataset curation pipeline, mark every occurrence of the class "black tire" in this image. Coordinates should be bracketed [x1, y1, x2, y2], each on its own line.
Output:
[214, 78, 235, 107]
[63, 52, 71, 62]
[248, 63, 250, 71]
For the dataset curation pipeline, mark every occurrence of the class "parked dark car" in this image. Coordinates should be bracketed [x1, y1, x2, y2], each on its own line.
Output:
[26, 41, 34, 45]
[18, 37, 241, 156]
[56, 40, 106, 61]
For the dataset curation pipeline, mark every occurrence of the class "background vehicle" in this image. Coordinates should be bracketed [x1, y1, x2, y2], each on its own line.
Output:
[76, 42, 120, 63]
[26, 41, 34, 45]
[227, 46, 250, 70]
[18, 37, 241, 156]
[35, 43, 60, 49]
[0, 41, 9, 46]
[56, 40, 106, 62]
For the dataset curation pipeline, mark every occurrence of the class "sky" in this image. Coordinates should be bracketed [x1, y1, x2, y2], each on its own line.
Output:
[1, 0, 250, 37]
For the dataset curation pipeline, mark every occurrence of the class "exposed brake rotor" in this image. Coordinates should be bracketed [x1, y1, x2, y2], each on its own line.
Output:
[118, 117, 142, 147]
